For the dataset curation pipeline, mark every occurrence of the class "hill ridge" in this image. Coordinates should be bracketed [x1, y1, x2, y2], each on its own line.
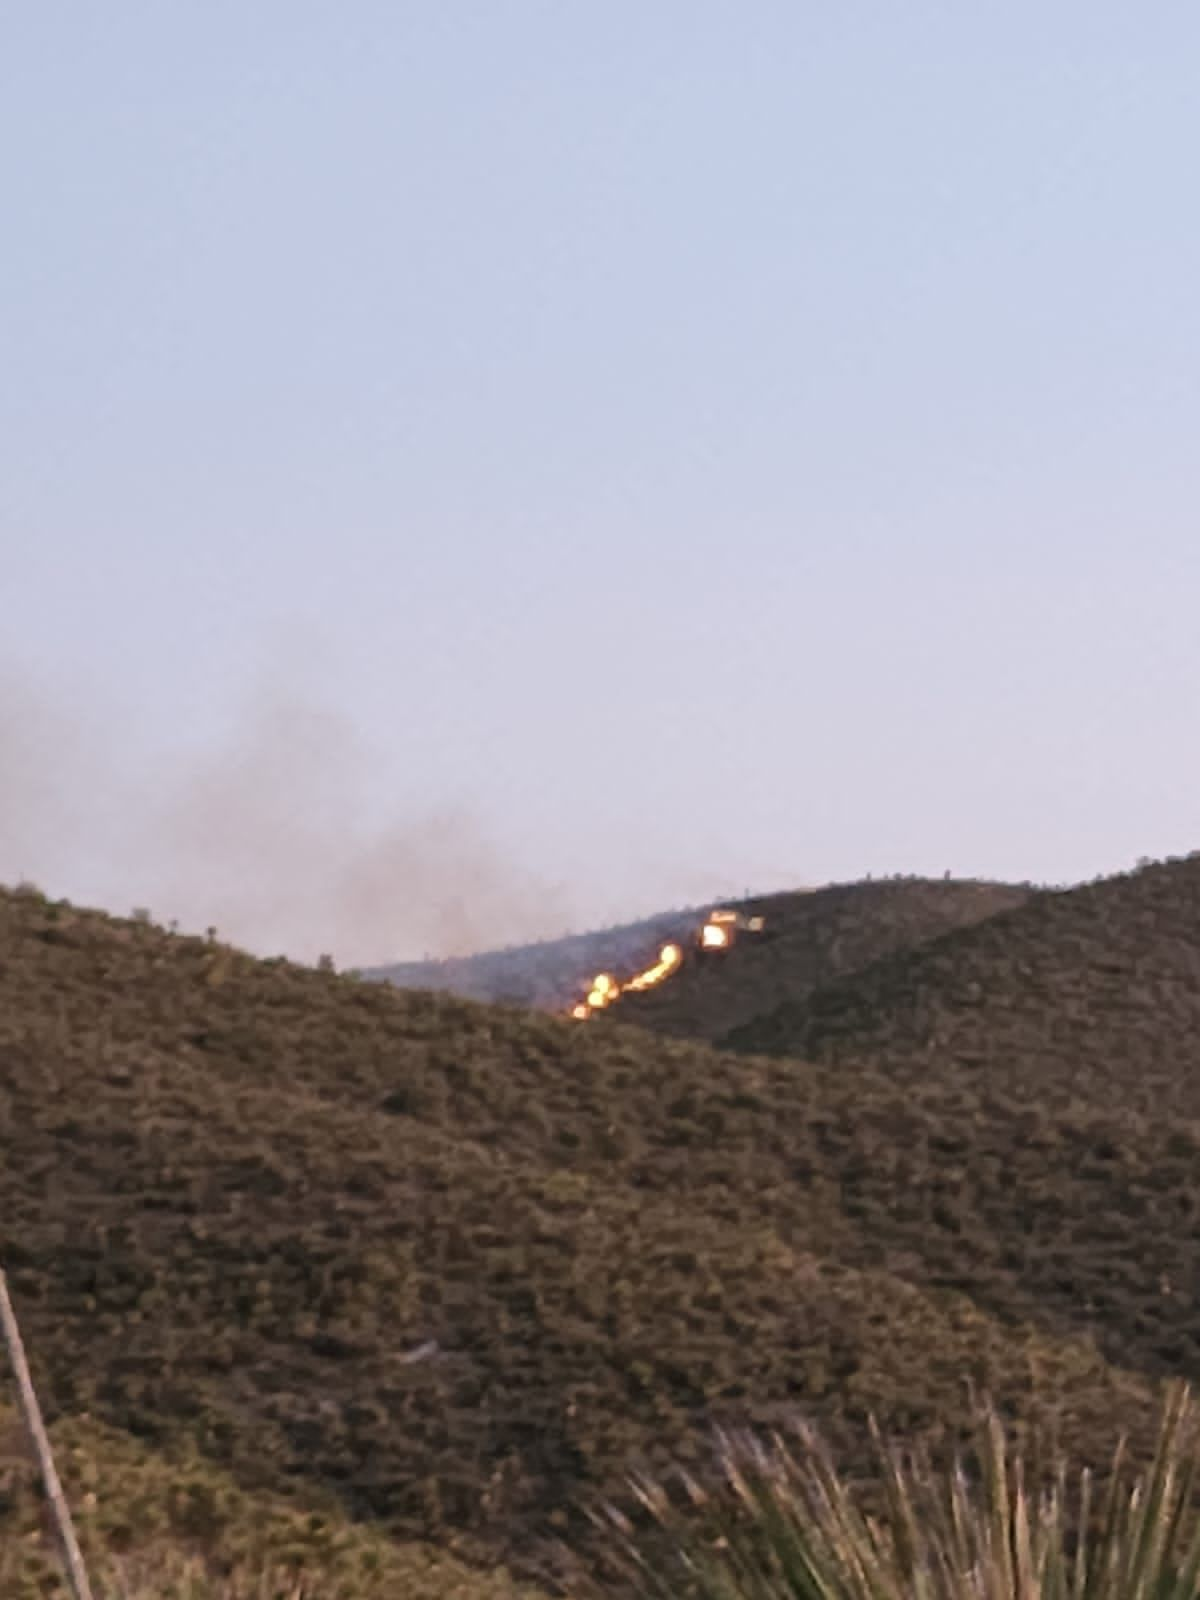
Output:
[725, 855, 1200, 1119]
[4, 866, 1200, 1583]
[614, 875, 1033, 1041]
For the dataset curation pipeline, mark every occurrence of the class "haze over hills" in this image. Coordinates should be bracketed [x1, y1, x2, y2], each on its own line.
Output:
[4, 859, 1200, 1590]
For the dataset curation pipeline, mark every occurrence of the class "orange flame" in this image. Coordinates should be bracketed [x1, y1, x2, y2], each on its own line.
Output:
[571, 941, 682, 1019]
[568, 910, 763, 1020]
[625, 942, 683, 991]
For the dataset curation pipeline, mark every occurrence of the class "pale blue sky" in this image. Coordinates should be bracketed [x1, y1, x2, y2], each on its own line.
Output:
[3, 5, 1198, 962]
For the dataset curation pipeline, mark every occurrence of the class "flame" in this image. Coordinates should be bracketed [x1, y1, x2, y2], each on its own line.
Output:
[571, 941, 682, 1019]
[568, 911, 763, 1019]
[625, 942, 683, 991]
[586, 972, 620, 1009]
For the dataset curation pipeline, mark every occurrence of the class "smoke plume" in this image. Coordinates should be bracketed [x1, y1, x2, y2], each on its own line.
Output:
[0, 666, 572, 967]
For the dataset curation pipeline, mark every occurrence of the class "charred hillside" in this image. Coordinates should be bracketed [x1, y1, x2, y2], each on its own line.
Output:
[3, 870, 1200, 1582]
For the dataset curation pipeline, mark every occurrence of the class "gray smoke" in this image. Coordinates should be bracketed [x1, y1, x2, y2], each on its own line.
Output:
[0, 662, 109, 886]
[0, 666, 573, 967]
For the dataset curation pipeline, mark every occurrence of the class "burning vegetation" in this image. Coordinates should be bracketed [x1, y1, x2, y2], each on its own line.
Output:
[570, 908, 765, 1020]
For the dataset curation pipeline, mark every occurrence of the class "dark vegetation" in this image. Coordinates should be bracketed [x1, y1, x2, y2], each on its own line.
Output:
[614, 877, 1032, 1042]
[361, 879, 1029, 1021]
[3, 860, 1200, 1592]
[727, 856, 1200, 1118]
[0, 1397, 530, 1599]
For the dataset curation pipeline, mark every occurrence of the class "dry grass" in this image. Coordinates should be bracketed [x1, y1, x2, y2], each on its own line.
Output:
[44, 1553, 309, 1600]
[13, 1391, 1200, 1597]
[593, 1385, 1200, 1600]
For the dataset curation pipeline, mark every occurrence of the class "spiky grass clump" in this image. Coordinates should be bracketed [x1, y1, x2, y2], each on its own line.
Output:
[595, 1385, 1200, 1600]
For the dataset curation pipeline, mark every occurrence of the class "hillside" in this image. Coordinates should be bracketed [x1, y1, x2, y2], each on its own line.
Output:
[727, 856, 1200, 1120]
[613, 877, 1033, 1042]
[0, 1396, 534, 1600]
[4, 871, 1200, 1585]
[360, 908, 703, 1012]
[361, 879, 1032, 1025]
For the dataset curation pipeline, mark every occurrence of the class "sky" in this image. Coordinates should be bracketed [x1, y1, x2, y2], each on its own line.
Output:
[3, 4, 1198, 964]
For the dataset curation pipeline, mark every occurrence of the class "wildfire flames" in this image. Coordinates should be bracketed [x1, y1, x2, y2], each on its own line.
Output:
[570, 908, 765, 1020]
[570, 942, 682, 1019]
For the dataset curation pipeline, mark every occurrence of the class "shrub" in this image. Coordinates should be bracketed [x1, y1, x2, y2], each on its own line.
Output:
[94, 1553, 310, 1597]
[592, 1384, 1200, 1600]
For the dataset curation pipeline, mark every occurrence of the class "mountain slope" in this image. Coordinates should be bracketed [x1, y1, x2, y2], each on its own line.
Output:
[0, 1398, 534, 1600]
[727, 856, 1200, 1120]
[614, 878, 1032, 1042]
[362, 878, 1032, 1024]
[3, 880, 1198, 1583]
[361, 907, 702, 1011]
